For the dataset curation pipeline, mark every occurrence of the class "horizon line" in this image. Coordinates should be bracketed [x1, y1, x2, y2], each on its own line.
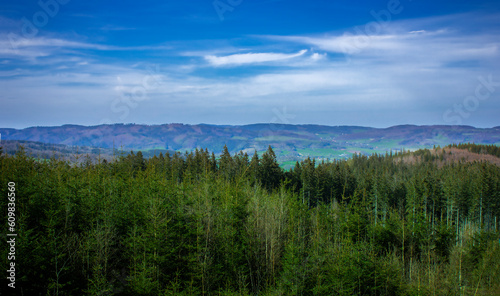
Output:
[2, 122, 500, 130]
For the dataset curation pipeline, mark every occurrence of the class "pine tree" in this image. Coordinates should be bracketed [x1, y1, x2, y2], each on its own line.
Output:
[233, 151, 249, 178]
[210, 151, 217, 174]
[248, 150, 260, 185]
[300, 157, 315, 207]
[219, 145, 234, 180]
[259, 146, 282, 192]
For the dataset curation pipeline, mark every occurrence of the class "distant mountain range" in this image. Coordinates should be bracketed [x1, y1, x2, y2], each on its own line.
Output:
[1, 124, 500, 165]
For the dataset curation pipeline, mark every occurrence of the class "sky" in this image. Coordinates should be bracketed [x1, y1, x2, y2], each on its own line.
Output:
[0, 0, 499, 129]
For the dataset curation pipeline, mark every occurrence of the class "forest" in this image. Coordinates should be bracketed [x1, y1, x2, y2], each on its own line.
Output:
[0, 144, 499, 295]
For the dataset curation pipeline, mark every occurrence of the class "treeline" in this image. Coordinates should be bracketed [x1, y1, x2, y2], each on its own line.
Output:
[0, 145, 499, 295]
[449, 142, 500, 158]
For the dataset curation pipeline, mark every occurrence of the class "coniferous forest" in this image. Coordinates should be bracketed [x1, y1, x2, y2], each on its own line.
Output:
[1, 144, 499, 295]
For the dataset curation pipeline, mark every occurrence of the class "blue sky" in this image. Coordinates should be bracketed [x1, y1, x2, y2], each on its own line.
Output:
[1, 0, 499, 129]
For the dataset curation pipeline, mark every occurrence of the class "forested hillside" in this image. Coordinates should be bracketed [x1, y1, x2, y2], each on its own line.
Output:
[2, 124, 500, 165]
[1, 145, 499, 295]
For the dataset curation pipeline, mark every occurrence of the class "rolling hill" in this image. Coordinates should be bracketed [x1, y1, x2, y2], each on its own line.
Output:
[1, 124, 500, 164]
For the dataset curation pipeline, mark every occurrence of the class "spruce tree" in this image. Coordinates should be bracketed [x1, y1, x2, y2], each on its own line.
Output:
[219, 144, 234, 180]
[259, 146, 282, 192]
[249, 150, 260, 185]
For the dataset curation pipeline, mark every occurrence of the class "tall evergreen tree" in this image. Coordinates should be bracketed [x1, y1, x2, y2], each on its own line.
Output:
[259, 146, 282, 192]
[248, 150, 260, 185]
[218, 144, 234, 180]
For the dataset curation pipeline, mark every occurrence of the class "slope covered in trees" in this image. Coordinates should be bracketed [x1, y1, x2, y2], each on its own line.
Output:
[2, 124, 500, 165]
[0, 144, 499, 295]
[450, 142, 500, 158]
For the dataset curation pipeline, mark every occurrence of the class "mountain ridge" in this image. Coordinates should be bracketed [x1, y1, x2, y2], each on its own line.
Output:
[1, 123, 499, 164]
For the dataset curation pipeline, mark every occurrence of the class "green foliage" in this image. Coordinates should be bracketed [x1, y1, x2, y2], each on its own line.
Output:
[0, 145, 498, 295]
[434, 221, 455, 259]
[450, 142, 500, 158]
[259, 146, 282, 192]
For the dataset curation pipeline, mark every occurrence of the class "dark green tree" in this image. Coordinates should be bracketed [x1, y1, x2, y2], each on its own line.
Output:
[259, 146, 282, 192]
[218, 145, 234, 180]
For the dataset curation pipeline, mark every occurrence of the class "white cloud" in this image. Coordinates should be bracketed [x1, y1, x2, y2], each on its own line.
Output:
[204, 49, 308, 66]
[0, 35, 174, 61]
[274, 34, 403, 55]
[1, 12, 499, 128]
[310, 52, 327, 61]
[1, 36, 110, 51]
[267, 14, 500, 67]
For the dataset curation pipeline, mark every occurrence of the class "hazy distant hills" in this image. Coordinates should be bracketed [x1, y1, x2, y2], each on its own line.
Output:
[1, 124, 500, 164]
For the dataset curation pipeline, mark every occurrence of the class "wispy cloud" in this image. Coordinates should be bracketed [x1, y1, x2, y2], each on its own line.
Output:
[0, 34, 173, 61]
[1, 9, 499, 128]
[204, 49, 308, 66]
[270, 29, 498, 64]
